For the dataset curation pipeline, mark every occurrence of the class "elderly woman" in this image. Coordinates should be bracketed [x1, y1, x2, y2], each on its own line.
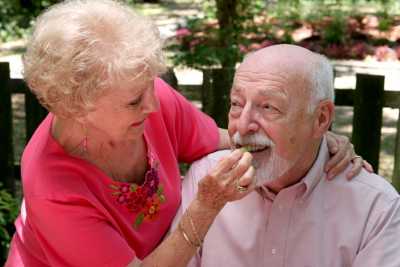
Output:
[6, 1, 366, 266]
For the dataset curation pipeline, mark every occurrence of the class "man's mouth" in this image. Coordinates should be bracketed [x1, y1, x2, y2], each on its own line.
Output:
[235, 144, 269, 154]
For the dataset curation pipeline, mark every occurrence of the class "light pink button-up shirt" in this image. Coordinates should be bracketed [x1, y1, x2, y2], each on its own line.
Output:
[174, 138, 400, 267]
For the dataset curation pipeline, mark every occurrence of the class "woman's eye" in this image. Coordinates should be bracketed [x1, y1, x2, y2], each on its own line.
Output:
[129, 96, 142, 106]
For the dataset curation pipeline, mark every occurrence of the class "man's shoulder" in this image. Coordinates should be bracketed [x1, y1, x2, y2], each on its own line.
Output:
[333, 165, 399, 203]
[353, 170, 398, 200]
[184, 150, 230, 183]
[191, 150, 231, 168]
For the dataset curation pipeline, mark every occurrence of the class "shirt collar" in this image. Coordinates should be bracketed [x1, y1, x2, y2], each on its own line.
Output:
[300, 136, 329, 200]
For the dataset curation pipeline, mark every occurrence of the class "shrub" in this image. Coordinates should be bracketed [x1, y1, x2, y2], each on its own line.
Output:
[0, 184, 20, 261]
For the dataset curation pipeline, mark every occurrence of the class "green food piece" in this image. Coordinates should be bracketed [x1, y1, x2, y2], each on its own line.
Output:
[242, 146, 251, 152]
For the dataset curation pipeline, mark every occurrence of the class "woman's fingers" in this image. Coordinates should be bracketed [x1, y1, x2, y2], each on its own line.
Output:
[197, 149, 255, 209]
[237, 166, 255, 187]
[346, 156, 363, 180]
[228, 151, 253, 182]
[213, 149, 244, 174]
[324, 142, 347, 176]
[326, 131, 340, 154]
[363, 160, 374, 173]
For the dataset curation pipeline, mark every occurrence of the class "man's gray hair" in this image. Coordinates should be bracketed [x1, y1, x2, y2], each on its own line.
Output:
[308, 54, 335, 113]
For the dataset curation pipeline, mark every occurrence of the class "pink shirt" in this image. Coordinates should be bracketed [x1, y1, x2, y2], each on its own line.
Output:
[6, 78, 219, 267]
[175, 138, 400, 267]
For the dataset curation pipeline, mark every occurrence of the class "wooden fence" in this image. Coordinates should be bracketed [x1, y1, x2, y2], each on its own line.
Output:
[1, 62, 400, 195]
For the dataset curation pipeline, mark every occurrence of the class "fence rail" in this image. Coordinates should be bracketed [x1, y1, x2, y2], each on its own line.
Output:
[1, 62, 400, 195]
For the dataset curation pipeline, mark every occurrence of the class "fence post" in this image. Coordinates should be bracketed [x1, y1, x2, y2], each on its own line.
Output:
[25, 90, 47, 143]
[0, 62, 15, 194]
[201, 69, 212, 115]
[201, 68, 235, 128]
[393, 113, 400, 191]
[352, 74, 384, 173]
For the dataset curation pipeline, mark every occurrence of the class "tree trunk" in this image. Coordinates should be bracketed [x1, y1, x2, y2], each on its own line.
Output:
[215, 0, 239, 68]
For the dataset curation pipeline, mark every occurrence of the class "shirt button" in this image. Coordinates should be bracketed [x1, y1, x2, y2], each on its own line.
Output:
[271, 248, 277, 255]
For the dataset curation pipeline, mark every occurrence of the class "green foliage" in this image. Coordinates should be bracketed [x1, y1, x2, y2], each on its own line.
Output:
[169, 0, 400, 68]
[323, 11, 347, 44]
[168, 0, 267, 69]
[0, 0, 59, 41]
[0, 184, 20, 260]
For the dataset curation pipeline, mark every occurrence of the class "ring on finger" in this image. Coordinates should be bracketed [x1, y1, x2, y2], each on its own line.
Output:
[235, 179, 248, 192]
[351, 155, 362, 161]
[236, 185, 248, 192]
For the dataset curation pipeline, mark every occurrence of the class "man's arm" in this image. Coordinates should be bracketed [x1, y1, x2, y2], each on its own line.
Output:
[352, 197, 400, 267]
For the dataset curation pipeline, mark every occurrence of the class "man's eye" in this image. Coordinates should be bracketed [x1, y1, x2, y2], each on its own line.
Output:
[263, 104, 278, 111]
[263, 104, 272, 109]
[231, 101, 240, 107]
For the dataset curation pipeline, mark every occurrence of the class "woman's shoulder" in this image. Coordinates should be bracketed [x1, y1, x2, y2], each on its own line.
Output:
[154, 77, 179, 107]
[22, 150, 97, 201]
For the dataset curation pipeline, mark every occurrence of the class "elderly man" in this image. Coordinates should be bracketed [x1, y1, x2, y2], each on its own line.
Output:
[174, 44, 400, 267]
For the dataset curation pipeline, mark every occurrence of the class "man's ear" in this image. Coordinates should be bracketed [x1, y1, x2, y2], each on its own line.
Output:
[312, 100, 335, 138]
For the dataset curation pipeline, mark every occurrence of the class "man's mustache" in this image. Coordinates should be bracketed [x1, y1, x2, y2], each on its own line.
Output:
[231, 132, 275, 148]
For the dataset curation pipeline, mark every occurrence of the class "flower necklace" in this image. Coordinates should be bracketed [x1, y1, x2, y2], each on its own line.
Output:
[73, 132, 167, 230]
[108, 152, 167, 229]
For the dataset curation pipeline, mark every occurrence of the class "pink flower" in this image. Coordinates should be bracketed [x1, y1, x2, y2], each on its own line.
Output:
[239, 44, 248, 53]
[375, 46, 398, 61]
[176, 28, 191, 38]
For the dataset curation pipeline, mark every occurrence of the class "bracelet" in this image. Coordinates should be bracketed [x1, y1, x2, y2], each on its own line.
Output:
[187, 209, 203, 247]
[178, 221, 199, 248]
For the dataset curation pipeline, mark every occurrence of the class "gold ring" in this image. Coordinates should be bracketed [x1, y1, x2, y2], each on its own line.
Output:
[236, 184, 248, 192]
[351, 155, 362, 161]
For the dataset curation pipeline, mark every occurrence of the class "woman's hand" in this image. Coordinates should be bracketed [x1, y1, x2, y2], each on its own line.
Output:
[196, 149, 256, 211]
[325, 132, 374, 180]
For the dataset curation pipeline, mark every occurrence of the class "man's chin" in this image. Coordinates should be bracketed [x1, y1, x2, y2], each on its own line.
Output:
[252, 150, 293, 187]
[251, 147, 272, 168]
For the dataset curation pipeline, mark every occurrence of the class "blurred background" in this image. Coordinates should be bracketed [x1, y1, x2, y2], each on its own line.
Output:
[0, 0, 400, 262]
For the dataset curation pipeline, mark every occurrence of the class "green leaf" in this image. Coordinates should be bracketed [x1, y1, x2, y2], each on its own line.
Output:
[109, 184, 119, 190]
[157, 185, 163, 195]
[134, 213, 145, 229]
[130, 184, 138, 192]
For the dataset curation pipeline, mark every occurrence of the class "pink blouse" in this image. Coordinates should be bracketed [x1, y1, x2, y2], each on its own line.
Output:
[6, 78, 219, 267]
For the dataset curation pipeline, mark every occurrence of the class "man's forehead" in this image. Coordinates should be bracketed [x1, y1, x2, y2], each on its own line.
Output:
[231, 83, 289, 100]
[232, 70, 290, 96]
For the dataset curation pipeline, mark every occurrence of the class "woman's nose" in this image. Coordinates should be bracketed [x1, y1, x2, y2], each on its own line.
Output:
[142, 87, 159, 114]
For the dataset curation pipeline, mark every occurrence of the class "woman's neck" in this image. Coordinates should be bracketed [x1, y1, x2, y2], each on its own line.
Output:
[51, 115, 147, 184]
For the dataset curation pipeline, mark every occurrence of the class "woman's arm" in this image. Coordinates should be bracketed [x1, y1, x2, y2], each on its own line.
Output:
[132, 149, 255, 267]
[217, 128, 231, 150]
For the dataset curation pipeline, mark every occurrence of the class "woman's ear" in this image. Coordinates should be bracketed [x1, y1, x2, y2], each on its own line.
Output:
[312, 100, 335, 139]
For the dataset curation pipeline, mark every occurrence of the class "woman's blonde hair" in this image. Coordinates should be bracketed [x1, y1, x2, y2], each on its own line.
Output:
[23, 0, 166, 117]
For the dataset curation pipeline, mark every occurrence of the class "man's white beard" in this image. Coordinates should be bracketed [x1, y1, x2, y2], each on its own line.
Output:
[232, 132, 294, 186]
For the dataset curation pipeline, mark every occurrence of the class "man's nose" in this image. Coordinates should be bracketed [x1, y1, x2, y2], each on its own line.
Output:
[142, 87, 159, 114]
[237, 106, 259, 136]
